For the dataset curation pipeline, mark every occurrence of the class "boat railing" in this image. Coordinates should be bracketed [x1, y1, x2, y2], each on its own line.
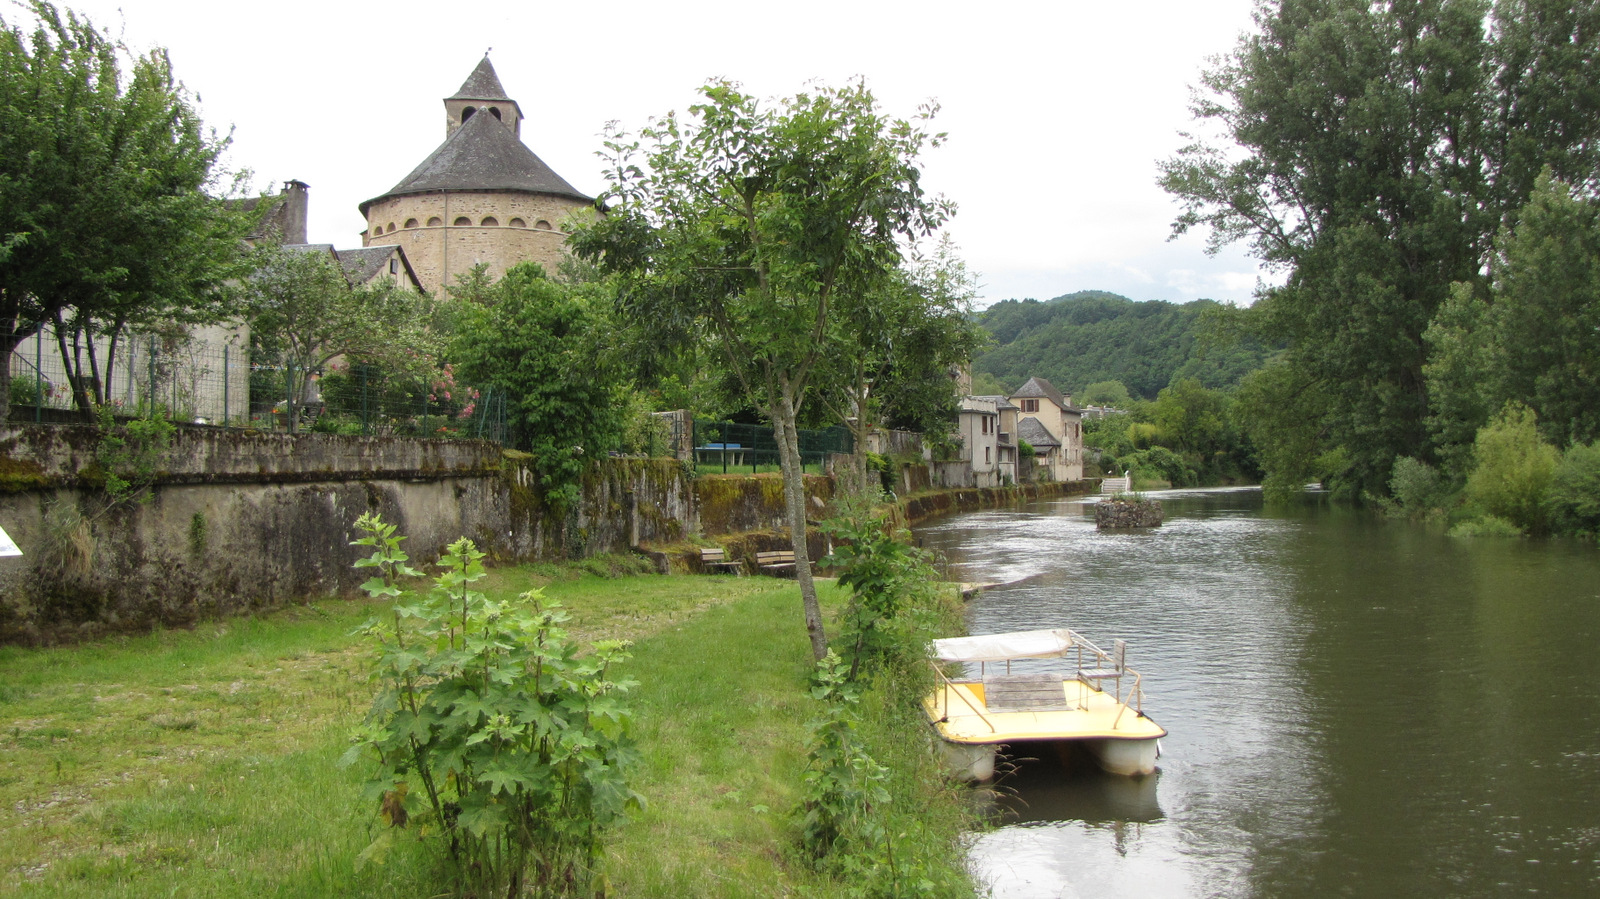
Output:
[1068, 631, 1146, 715]
[932, 662, 998, 732]
[934, 629, 1151, 730]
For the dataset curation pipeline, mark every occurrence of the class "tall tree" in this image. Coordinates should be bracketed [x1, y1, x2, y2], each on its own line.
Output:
[0, 1, 251, 421]
[1427, 171, 1600, 453]
[1161, 0, 1495, 495]
[449, 262, 628, 515]
[816, 235, 985, 493]
[572, 80, 950, 660]
[242, 245, 426, 433]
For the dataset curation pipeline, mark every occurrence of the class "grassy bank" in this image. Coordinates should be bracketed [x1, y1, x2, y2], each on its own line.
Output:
[0, 565, 976, 896]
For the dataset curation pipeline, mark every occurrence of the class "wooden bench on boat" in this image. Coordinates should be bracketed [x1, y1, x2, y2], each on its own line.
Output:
[699, 547, 744, 575]
[754, 550, 797, 576]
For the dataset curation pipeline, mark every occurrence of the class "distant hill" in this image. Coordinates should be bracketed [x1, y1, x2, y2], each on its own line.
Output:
[973, 291, 1271, 400]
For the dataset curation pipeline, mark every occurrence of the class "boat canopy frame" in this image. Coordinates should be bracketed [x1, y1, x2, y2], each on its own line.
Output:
[929, 627, 1149, 727]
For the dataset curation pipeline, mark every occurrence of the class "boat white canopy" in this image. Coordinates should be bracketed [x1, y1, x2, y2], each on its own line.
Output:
[930, 628, 1076, 663]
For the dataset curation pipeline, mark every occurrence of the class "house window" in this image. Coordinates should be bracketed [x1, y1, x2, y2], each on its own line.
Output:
[1021, 399, 1039, 413]
[985, 447, 991, 464]
[389, 257, 399, 274]
[981, 416, 990, 435]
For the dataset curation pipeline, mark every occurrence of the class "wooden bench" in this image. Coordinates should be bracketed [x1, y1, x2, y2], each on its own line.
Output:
[699, 547, 744, 575]
[982, 673, 1071, 712]
[754, 550, 797, 576]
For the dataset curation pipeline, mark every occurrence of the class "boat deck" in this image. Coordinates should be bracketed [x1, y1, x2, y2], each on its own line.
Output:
[923, 677, 1166, 745]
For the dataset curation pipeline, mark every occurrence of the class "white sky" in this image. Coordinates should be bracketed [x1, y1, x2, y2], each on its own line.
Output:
[43, 0, 1272, 308]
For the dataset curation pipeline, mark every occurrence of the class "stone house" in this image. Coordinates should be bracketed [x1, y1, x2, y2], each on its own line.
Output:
[1010, 375, 1084, 481]
[358, 57, 596, 295]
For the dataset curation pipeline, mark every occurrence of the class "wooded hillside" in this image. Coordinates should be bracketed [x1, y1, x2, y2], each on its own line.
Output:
[972, 290, 1269, 398]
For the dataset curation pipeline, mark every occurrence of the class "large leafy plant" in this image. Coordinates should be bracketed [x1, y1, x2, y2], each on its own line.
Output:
[343, 514, 642, 897]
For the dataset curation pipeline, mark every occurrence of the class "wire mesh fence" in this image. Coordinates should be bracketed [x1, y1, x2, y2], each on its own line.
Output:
[7, 328, 505, 441]
[280, 363, 507, 441]
[690, 419, 853, 475]
[7, 328, 248, 425]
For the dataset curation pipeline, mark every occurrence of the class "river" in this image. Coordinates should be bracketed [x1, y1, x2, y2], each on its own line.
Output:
[913, 488, 1600, 898]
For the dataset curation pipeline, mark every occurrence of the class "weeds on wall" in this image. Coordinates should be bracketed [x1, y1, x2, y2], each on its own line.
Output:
[93, 403, 175, 507]
[342, 514, 643, 898]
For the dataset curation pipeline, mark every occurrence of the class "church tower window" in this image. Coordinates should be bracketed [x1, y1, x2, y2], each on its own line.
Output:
[454, 216, 471, 226]
[427, 216, 442, 227]
[481, 216, 499, 226]
[509, 217, 526, 228]
[404, 218, 419, 229]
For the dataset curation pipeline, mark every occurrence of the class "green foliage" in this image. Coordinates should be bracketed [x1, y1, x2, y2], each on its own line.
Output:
[1382, 456, 1452, 520]
[1549, 441, 1600, 536]
[1017, 439, 1035, 459]
[1232, 358, 1335, 503]
[1162, 0, 1600, 497]
[244, 246, 430, 433]
[797, 652, 890, 862]
[1123, 445, 1193, 489]
[343, 515, 642, 898]
[1449, 515, 1525, 538]
[573, 78, 953, 661]
[450, 263, 626, 513]
[821, 497, 939, 682]
[974, 292, 1270, 400]
[93, 404, 175, 506]
[1081, 379, 1132, 407]
[796, 650, 971, 899]
[0, 1, 254, 420]
[1463, 404, 1560, 534]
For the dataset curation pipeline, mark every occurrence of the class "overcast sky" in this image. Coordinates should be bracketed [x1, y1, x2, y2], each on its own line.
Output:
[40, 0, 1272, 308]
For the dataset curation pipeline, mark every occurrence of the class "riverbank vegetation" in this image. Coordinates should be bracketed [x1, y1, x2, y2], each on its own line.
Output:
[1155, 0, 1600, 532]
[0, 549, 978, 896]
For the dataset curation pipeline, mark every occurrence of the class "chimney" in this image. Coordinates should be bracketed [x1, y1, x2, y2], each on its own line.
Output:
[281, 180, 309, 244]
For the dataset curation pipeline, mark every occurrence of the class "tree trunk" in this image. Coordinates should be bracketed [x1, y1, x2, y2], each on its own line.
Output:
[774, 377, 829, 661]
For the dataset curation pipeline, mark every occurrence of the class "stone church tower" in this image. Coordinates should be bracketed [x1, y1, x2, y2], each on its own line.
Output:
[359, 57, 594, 294]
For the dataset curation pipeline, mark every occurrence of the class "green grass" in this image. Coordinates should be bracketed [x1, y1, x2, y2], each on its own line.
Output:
[1, 565, 976, 897]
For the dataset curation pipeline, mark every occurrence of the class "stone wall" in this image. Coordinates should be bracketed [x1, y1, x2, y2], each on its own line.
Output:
[362, 191, 594, 293]
[0, 426, 691, 645]
[1095, 498, 1164, 529]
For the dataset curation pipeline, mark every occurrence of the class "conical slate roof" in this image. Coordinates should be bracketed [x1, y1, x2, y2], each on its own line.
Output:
[360, 110, 591, 214]
[450, 56, 510, 101]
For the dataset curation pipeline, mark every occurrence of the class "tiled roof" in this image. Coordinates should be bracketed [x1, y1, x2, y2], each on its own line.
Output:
[335, 246, 397, 284]
[449, 56, 511, 101]
[1011, 376, 1066, 409]
[971, 394, 1019, 411]
[360, 109, 591, 213]
[1017, 416, 1060, 448]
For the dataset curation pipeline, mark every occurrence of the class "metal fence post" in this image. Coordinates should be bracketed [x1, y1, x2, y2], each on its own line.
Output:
[147, 346, 157, 419]
[34, 329, 43, 423]
[222, 344, 229, 429]
[360, 365, 369, 436]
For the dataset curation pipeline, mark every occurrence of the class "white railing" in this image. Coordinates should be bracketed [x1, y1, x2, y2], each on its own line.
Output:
[1100, 470, 1132, 493]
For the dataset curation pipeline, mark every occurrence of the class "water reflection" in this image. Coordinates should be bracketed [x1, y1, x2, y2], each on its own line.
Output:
[916, 488, 1600, 897]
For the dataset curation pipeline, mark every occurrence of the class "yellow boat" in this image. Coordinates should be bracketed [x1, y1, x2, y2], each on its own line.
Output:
[922, 628, 1166, 780]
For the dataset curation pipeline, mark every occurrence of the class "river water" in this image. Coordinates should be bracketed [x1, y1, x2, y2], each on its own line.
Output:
[913, 488, 1600, 898]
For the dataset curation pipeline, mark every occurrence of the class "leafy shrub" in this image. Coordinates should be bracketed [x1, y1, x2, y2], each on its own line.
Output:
[1463, 403, 1559, 534]
[1383, 456, 1450, 518]
[1123, 445, 1195, 488]
[343, 515, 642, 897]
[797, 652, 890, 861]
[1549, 441, 1600, 536]
[822, 496, 940, 682]
[1449, 514, 1524, 537]
[797, 653, 973, 899]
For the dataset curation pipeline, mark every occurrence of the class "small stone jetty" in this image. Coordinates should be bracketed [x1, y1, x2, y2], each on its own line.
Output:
[1095, 497, 1164, 529]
